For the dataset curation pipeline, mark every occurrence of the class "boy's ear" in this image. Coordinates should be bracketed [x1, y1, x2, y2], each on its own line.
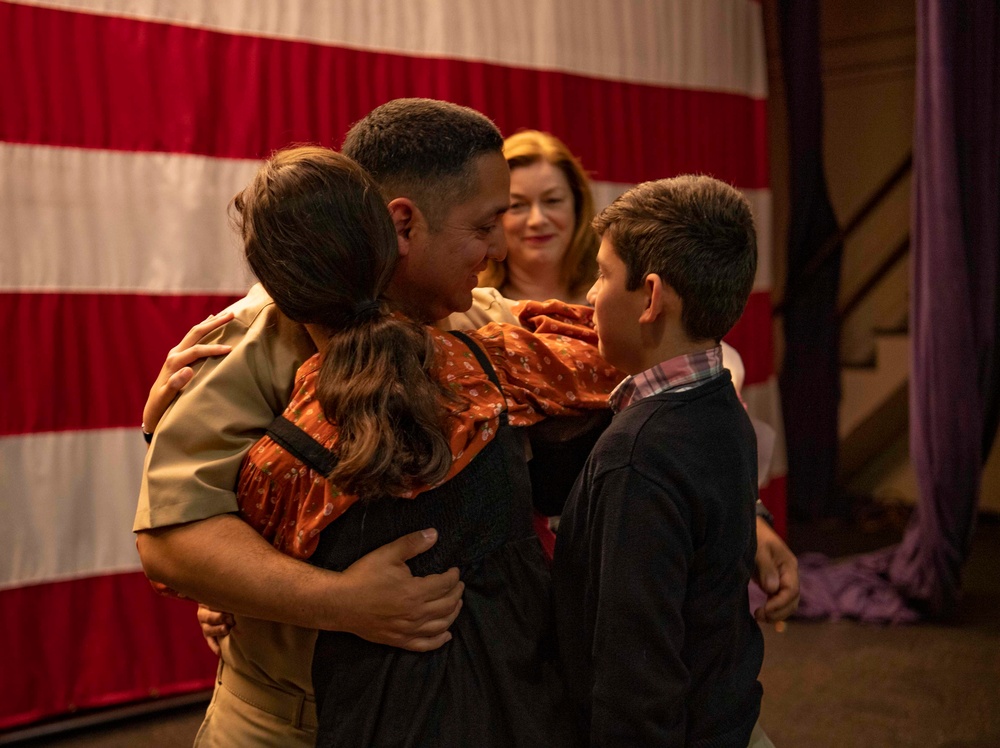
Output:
[639, 273, 673, 324]
[387, 197, 422, 257]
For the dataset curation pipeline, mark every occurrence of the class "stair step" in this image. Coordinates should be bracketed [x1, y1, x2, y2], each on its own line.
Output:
[839, 333, 909, 438]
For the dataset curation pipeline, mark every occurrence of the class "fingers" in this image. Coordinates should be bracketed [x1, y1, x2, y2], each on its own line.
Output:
[408, 586, 464, 628]
[413, 566, 462, 601]
[175, 311, 235, 350]
[760, 589, 798, 623]
[201, 622, 233, 638]
[757, 562, 800, 623]
[766, 566, 800, 622]
[753, 518, 788, 595]
[380, 528, 440, 564]
[754, 552, 781, 595]
[206, 636, 222, 656]
[197, 604, 235, 639]
[165, 367, 195, 392]
[752, 545, 780, 596]
[397, 630, 454, 653]
[142, 313, 234, 433]
[394, 586, 466, 651]
[168, 343, 233, 371]
[197, 606, 235, 627]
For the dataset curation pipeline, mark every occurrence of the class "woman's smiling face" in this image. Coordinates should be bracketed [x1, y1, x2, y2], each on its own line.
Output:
[502, 160, 576, 273]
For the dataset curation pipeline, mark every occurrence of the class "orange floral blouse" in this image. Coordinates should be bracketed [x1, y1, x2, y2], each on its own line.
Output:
[236, 300, 623, 561]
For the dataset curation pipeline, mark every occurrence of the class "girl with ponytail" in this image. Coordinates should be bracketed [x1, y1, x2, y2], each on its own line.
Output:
[229, 145, 621, 747]
[235, 146, 454, 501]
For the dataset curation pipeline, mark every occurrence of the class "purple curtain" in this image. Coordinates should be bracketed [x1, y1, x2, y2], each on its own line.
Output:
[777, 0, 844, 522]
[795, 0, 1000, 623]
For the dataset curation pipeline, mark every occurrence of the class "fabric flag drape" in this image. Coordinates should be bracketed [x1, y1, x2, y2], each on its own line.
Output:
[0, 0, 780, 728]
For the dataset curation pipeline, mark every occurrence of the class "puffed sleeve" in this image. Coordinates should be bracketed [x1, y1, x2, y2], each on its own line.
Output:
[471, 302, 624, 428]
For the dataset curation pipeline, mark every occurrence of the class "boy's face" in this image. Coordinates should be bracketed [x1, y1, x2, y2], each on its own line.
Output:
[587, 236, 649, 374]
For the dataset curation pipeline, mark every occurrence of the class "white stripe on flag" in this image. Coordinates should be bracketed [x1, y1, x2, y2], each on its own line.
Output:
[14, 0, 767, 96]
[4, 142, 772, 294]
[1, 142, 257, 293]
[0, 428, 147, 589]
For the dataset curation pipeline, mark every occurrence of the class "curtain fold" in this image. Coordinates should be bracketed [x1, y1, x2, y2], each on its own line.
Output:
[777, 0, 843, 522]
[794, 0, 1000, 623]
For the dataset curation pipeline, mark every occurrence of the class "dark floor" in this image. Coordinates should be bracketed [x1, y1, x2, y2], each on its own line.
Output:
[758, 512, 1000, 747]
[6, 513, 1000, 747]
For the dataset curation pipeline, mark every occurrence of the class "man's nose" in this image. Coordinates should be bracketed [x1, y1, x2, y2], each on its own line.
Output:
[488, 232, 508, 262]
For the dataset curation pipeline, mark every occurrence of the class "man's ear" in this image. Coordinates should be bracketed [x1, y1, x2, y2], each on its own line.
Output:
[387, 197, 419, 257]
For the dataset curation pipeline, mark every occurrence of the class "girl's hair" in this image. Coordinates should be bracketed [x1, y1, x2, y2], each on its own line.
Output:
[231, 145, 453, 499]
[480, 130, 599, 298]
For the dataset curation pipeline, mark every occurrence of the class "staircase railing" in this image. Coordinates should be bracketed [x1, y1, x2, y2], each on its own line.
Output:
[838, 233, 910, 321]
[774, 152, 913, 319]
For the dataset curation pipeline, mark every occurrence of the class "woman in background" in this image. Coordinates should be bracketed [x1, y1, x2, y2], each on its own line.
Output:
[479, 131, 606, 537]
[480, 130, 598, 305]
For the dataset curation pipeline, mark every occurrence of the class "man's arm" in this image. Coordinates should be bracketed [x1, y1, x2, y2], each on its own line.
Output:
[718, 342, 800, 620]
[136, 288, 462, 650]
[137, 516, 463, 651]
[753, 516, 800, 622]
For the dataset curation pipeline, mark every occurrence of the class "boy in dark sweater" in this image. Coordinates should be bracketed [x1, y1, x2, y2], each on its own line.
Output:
[553, 175, 771, 747]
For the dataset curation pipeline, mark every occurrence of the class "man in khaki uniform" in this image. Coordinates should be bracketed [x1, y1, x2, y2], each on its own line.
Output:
[136, 100, 519, 746]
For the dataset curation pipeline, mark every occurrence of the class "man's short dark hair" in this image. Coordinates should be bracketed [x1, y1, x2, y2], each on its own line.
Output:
[593, 175, 757, 342]
[342, 98, 504, 229]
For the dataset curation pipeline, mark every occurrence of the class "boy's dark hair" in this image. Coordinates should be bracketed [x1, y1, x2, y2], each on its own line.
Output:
[342, 98, 504, 230]
[593, 175, 757, 342]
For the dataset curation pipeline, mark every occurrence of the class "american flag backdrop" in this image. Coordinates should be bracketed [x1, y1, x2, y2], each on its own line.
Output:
[0, 0, 784, 729]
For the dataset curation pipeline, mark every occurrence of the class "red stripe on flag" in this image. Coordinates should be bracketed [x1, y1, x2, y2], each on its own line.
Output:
[0, 2, 768, 188]
[0, 292, 240, 436]
[4, 289, 774, 435]
[724, 290, 774, 387]
[0, 572, 216, 730]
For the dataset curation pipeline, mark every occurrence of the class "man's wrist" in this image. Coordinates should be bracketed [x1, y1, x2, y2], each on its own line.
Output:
[755, 499, 774, 527]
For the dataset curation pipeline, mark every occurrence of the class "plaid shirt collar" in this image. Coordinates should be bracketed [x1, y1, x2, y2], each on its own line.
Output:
[608, 346, 723, 413]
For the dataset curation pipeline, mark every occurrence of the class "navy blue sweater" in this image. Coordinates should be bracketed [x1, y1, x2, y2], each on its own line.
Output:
[553, 371, 763, 747]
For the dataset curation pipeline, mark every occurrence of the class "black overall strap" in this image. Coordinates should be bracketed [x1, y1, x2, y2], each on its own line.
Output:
[447, 330, 505, 409]
[265, 412, 337, 477]
[267, 330, 501, 477]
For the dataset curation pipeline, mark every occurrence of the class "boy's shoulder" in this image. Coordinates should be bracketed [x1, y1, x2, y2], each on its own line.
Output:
[607, 372, 743, 442]
[586, 375, 754, 490]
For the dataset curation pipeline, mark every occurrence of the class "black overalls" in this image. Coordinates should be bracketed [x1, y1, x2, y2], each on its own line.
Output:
[265, 331, 578, 748]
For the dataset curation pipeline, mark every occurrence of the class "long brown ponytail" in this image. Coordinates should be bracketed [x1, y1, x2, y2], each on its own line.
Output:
[232, 145, 453, 498]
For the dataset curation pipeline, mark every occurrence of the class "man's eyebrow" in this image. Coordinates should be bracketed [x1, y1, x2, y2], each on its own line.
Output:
[478, 203, 508, 221]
